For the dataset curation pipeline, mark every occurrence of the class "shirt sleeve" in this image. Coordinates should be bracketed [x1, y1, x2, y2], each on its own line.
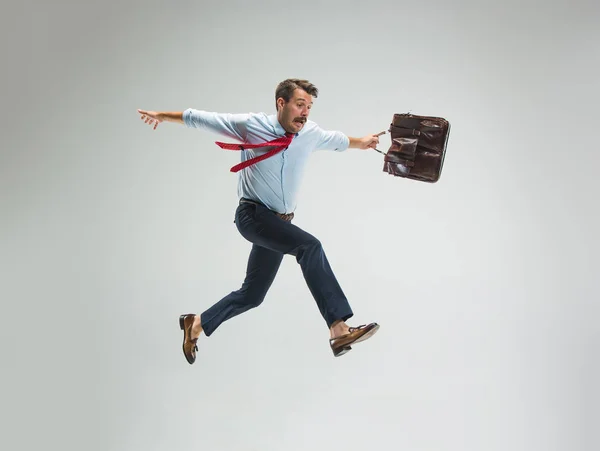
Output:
[183, 108, 250, 141]
[314, 127, 350, 152]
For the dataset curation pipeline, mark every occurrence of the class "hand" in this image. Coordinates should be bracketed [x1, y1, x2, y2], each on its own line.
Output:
[137, 109, 163, 130]
[360, 130, 386, 150]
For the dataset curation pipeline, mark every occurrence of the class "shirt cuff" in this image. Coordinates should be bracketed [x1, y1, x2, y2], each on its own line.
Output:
[182, 108, 201, 128]
[338, 133, 350, 151]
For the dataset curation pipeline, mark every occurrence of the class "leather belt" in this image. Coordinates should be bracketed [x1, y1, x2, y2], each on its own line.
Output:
[239, 198, 294, 222]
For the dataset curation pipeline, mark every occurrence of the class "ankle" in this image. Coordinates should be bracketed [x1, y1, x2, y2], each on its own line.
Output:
[329, 320, 349, 338]
[192, 315, 203, 336]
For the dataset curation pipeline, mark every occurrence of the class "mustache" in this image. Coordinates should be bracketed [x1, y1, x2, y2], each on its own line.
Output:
[293, 117, 306, 123]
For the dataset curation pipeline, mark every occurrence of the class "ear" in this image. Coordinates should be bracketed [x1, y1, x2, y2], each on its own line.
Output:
[276, 97, 285, 111]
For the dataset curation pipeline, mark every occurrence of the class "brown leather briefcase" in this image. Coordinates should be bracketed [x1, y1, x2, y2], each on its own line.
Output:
[380, 113, 450, 183]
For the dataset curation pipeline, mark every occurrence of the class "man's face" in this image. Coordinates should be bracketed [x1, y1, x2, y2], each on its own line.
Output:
[277, 88, 313, 133]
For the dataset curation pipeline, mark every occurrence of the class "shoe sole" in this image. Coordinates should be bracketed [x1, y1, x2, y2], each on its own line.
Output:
[333, 346, 352, 357]
[351, 324, 380, 345]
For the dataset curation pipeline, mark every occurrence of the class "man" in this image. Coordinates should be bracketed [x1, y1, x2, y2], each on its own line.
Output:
[138, 78, 382, 363]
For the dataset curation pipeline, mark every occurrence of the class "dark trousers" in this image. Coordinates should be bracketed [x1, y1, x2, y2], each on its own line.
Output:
[200, 200, 354, 336]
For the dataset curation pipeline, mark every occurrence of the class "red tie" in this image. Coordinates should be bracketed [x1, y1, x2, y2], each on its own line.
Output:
[215, 133, 295, 172]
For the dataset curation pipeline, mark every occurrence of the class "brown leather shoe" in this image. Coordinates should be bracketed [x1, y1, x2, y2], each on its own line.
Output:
[179, 314, 199, 364]
[329, 323, 380, 357]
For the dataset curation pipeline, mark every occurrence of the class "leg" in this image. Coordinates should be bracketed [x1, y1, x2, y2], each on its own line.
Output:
[179, 241, 282, 364]
[234, 202, 354, 328]
[233, 203, 379, 357]
[179, 201, 376, 364]
[200, 243, 283, 336]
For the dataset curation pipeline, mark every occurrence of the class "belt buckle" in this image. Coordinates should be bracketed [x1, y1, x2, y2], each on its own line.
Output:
[278, 212, 294, 222]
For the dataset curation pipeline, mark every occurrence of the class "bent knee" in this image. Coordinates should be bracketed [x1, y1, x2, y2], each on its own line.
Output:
[249, 296, 266, 308]
[238, 289, 267, 309]
[303, 236, 322, 249]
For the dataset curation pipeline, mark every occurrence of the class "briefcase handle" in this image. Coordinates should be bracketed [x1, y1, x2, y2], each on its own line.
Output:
[373, 130, 388, 155]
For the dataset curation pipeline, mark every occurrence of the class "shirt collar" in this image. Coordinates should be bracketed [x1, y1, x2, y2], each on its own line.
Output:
[268, 114, 300, 137]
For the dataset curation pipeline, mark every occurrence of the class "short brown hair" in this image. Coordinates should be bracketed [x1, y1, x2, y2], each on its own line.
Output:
[275, 78, 319, 109]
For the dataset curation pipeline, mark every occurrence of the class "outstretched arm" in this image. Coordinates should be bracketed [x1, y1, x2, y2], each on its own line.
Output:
[316, 128, 386, 152]
[137, 109, 183, 129]
[137, 108, 248, 141]
[348, 131, 386, 150]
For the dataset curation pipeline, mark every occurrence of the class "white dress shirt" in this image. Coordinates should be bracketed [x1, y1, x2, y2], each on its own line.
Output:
[183, 108, 349, 214]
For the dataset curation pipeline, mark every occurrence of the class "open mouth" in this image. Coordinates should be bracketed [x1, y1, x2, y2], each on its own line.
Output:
[294, 118, 306, 126]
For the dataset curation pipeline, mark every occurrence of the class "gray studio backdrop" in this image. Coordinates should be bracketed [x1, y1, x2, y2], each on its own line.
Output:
[1, 0, 598, 450]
